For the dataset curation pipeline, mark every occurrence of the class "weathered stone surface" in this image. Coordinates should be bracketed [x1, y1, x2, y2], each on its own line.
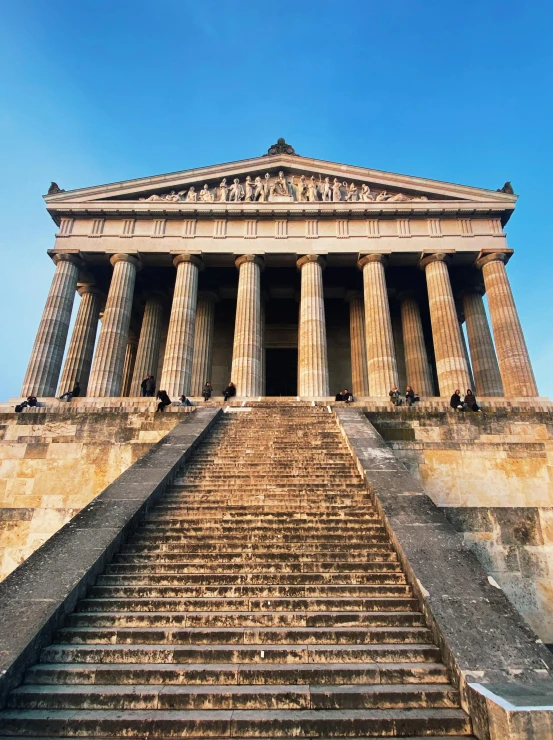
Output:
[191, 292, 218, 396]
[297, 256, 329, 397]
[231, 256, 264, 397]
[399, 292, 434, 397]
[130, 294, 164, 397]
[345, 291, 369, 397]
[462, 287, 503, 397]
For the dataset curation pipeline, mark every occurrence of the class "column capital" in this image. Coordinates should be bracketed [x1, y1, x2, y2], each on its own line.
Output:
[173, 253, 204, 270]
[344, 290, 363, 304]
[235, 254, 265, 270]
[476, 251, 507, 270]
[109, 253, 142, 271]
[458, 283, 486, 299]
[198, 290, 220, 304]
[297, 254, 325, 270]
[419, 252, 451, 270]
[77, 284, 104, 299]
[52, 252, 84, 269]
[357, 254, 388, 271]
[126, 332, 139, 349]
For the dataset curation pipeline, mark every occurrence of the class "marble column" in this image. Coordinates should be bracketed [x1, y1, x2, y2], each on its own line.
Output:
[231, 255, 264, 397]
[21, 253, 82, 397]
[160, 254, 203, 398]
[130, 293, 164, 396]
[87, 254, 141, 397]
[345, 291, 369, 397]
[260, 295, 266, 396]
[476, 253, 538, 397]
[57, 281, 104, 396]
[398, 292, 434, 397]
[358, 254, 398, 396]
[297, 255, 329, 397]
[457, 311, 476, 392]
[419, 253, 471, 397]
[190, 291, 218, 396]
[462, 287, 504, 396]
[121, 334, 138, 397]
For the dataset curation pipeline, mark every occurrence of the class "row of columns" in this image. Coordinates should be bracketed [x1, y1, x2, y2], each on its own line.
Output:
[21, 250, 538, 400]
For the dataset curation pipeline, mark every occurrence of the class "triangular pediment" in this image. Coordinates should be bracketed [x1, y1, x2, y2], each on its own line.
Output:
[44, 153, 517, 209]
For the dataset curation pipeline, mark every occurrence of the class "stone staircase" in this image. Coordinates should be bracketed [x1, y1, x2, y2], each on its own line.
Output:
[0, 405, 475, 738]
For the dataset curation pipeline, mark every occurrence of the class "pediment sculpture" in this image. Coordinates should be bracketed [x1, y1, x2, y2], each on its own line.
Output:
[137, 172, 430, 205]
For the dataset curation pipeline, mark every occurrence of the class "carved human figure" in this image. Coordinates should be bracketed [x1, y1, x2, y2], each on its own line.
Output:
[296, 175, 308, 202]
[375, 190, 390, 202]
[244, 176, 255, 202]
[321, 177, 332, 202]
[185, 186, 197, 202]
[254, 176, 266, 202]
[360, 184, 373, 202]
[346, 182, 358, 202]
[307, 176, 319, 202]
[271, 171, 289, 197]
[229, 178, 244, 202]
[332, 178, 342, 202]
[146, 193, 162, 201]
[387, 192, 409, 202]
[219, 178, 229, 202]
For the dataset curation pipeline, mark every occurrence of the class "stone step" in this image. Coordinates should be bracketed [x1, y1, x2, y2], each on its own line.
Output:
[54, 626, 432, 646]
[95, 573, 407, 586]
[113, 552, 399, 564]
[7, 682, 460, 710]
[121, 543, 396, 554]
[130, 534, 392, 545]
[66, 611, 426, 629]
[105, 563, 404, 575]
[86, 584, 412, 598]
[24, 661, 452, 686]
[40, 643, 441, 665]
[117, 546, 397, 557]
[0, 707, 473, 737]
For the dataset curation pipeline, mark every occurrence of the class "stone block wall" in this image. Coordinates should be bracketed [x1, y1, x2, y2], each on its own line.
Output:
[0, 410, 183, 581]
[368, 408, 553, 642]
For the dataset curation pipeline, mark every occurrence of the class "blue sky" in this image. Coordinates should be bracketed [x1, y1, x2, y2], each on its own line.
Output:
[0, 1, 551, 398]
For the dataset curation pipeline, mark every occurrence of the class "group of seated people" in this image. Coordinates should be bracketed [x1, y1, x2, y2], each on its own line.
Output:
[450, 389, 481, 412]
[335, 389, 354, 403]
[389, 385, 419, 406]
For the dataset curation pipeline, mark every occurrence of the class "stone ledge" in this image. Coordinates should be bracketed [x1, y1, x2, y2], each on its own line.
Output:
[334, 406, 553, 740]
[0, 407, 221, 709]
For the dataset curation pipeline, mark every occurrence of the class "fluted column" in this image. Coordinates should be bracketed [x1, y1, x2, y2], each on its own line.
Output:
[231, 255, 264, 397]
[260, 295, 266, 396]
[130, 293, 164, 396]
[345, 291, 369, 397]
[457, 311, 476, 392]
[476, 253, 538, 396]
[358, 254, 398, 396]
[297, 255, 329, 397]
[160, 254, 203, 398]
[21, 254, 82, 397]
[398, 292, 434, 396]
[419, 253, 470, 396]
[462, 287, 504, 396]
[190, 291, 218, 396]
[87, 254, 141, 397]
[121, 334, 138, 397]
[57, 282, 104, 396]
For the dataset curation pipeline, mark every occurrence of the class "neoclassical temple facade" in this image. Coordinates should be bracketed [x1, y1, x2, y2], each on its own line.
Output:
[21, 140, 538, 400]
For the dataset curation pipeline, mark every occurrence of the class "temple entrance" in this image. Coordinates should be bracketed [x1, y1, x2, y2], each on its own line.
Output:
[265, 348, 298, 396]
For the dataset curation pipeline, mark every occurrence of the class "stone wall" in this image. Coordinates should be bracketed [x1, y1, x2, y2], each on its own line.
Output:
[0, 409, 184, 581]
[368, 408, 553, 642]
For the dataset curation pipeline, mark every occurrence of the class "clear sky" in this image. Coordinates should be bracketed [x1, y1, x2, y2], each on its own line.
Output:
[0, 1, 552, 399]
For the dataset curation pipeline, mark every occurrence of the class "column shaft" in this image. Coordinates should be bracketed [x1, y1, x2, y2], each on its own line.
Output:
[130, 295, 164, 396]
[358, 255, 398, 396]
[121, 336, 138, 397]
[399, 294, 434, 396]
[477, 253, 538, 396]
[297, 256, 329, 397]
[190, 292, 217, 396]
[21, 254, 81, 397]
[57, 285, 103, 396]
[231, 255, 264, 397]
[346, 292, 369, 397]
[420, 254, 471, 396]
[462, 289, 504, 396]
[87, 254, 141, 397]
[160, 254, 202, 398]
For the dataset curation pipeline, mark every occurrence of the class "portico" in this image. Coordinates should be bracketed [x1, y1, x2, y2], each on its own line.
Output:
[21, 141, 538, 400]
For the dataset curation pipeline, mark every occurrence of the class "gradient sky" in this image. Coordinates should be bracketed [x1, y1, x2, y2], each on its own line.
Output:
[0, 1, 552, 399]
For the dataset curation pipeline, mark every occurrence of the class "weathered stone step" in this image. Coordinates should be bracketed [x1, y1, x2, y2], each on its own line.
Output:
[148, 511, 380, 521]
[67, 610, 426, 629]
[141, 519, 382, 530]
[0, 707, 473, 737]
[86, 584, 412, 599]
[105, 562, 403, 575]
[113, 552, 398, 564]
[95, 572, 407, 586]
[54, 626, 432, 646]
[40, 643, 441, 665]
[130, 534, 391, 545]
[118, 545, 397, 557]
[7, 682, 460, 710]
[24, 660, 452, 686]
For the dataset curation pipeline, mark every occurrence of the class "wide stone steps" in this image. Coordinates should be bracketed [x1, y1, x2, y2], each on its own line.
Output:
[0, 407, 473, 739]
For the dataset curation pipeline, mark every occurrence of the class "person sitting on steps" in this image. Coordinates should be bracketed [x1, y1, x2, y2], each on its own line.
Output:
[389, 386, 402, 406]
[156, 390, 171, 412]
[59, 381, 80, 402]
[464, 388, 481, 412]
[202, 382, 213, 402]
[405, 385, 418, 407]
[342, 389, 354, 403]
[179, 395, 192, 407]
[450, 389, 464, 410]
[335, 390, 344, 401]
[223, 382, 236, 402]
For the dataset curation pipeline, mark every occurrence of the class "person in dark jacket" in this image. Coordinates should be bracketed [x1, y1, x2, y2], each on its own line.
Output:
[140, 376, 149, 397]
[389, 386, 402, 406]
[27, 396, 38, 407]
[464, 389, 480, 412]
[405, 386, 416, 407]
[179, 395, 192, 407]
[156, 390, 171, 412]
[145, 376, 156, 397]
[342, 389, 354, 403]
[335, 391, 344, 401]
[223, 382, 236, 401]
[202, 382, 213, 402]
[59, 381, 80, 401]
[450, 389, 464, 410]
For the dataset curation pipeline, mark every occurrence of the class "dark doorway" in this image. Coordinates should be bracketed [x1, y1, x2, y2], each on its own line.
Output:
[266, 349, 298, 396]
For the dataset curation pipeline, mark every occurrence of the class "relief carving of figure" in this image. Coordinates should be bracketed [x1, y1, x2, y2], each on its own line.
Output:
[146, 193, 163, 201]
[254, 176, 266, 202]
[270, 171, 289, 197]
[219, 179, 229, 202]
[386, 192, 409, 202]
[199, 184, 214, 202]
[295, 175, 308, 202]
[229, 178, 244, 202]
[332, 178, 343, 202]
[307, 176, 319, 202]
[375, 190, 390, 202]
[186, 186, 197, 202]
[346, 182, 358, 202]
[166, 190, 181, 202]
[360, 184, 373, 202]
[321, 177, 332, 202]
[244, 176, 255, 202]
